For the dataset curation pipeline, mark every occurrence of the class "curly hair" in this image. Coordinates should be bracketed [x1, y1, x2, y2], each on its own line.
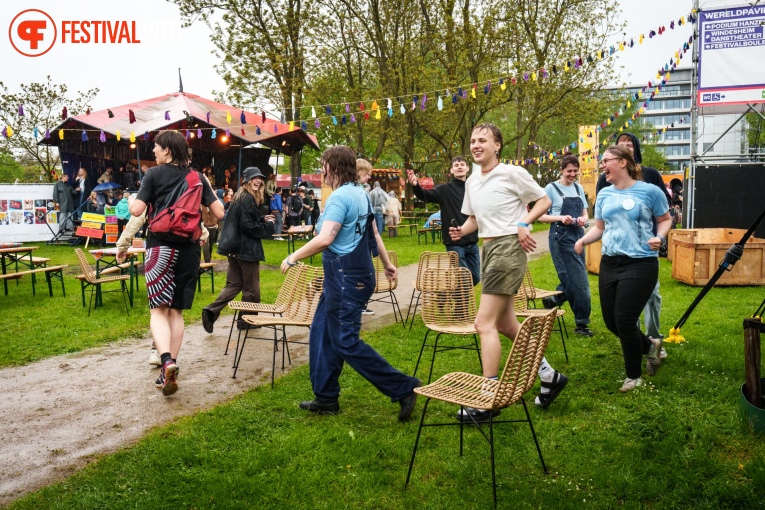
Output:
[320, 146, 358, 188]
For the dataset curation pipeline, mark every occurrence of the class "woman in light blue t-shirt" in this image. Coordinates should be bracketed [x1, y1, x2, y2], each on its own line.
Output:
[279, 146, 420, 421]
[575, 145, 671, 393]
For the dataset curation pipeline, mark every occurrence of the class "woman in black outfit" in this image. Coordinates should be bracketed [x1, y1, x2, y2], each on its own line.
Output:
[202, 167, 276, 333]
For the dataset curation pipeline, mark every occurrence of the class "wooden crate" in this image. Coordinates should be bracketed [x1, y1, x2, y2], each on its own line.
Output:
[672, 230, 765, 286]
[668, 228, 747, 262]
[585, 239, 602, 274]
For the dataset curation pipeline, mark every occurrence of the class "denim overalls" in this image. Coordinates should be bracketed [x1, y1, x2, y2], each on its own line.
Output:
[547, 183, 591, 326]
[309, 197, 419, 402]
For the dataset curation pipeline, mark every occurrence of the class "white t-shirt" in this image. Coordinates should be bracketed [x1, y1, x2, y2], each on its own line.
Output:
[462, 163, 546, 238]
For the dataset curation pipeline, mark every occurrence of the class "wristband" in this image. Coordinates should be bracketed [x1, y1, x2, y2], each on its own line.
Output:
[517, 222, 531, 229]
[658, 234, 666, 243]
[284, 256, 296, 267]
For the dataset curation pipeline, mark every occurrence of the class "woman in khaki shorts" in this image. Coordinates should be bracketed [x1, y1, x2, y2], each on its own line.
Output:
[449, 123, 569, 421]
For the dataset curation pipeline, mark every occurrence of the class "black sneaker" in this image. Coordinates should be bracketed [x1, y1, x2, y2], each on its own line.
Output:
[535, 371, 568, 409]
[541, 296, 557, 309]
[575, 324, 594, 337]
[455, 407, 501, 423]
[202, 308, 214, 334]
[299, 399, 340, 415]
[398, 379, 422, 422]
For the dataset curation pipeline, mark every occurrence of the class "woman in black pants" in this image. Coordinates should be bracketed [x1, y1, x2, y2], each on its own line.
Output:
[575, 146, 671, 392]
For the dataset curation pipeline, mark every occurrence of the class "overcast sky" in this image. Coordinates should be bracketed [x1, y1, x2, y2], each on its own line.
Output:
[0, 0, 742, 113]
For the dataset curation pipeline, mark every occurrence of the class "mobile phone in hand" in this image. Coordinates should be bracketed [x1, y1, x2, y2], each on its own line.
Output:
[450, 219, 458, 228]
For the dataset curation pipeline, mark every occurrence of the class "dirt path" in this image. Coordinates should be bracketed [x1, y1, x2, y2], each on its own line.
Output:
[0, 232, 549, 506]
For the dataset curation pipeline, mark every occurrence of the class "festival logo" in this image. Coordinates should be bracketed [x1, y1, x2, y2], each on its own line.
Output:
[9, 9, 57, 57]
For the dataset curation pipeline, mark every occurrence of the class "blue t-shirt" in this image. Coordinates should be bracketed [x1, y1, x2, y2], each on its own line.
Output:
[595, 181, 668, 258]
[269, 193, 283, 212]
[316, 183, 372, 255]
[424, 211, 441, 228]
[545, 182, 587, 216]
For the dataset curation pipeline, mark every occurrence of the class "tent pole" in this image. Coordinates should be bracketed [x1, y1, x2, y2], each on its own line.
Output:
[238, 145, 243, 188]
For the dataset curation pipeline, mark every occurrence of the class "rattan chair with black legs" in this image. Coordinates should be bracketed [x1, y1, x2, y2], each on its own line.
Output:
[405, 251, 459, 330]
[412, 267, 482, 384]
[514, 286, 569, 362]
[232, 264, 323, 387]
[225, 264, 305, 356]
[367, 250, 405, 326]
[522, 268, 564, 309]
[74, 248, 130, 317]
[405, 309, 558, 509]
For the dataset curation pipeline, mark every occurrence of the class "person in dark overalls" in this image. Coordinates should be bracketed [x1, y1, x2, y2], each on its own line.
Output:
[538, 155, 593, 336]
[280, 145, 421, 421]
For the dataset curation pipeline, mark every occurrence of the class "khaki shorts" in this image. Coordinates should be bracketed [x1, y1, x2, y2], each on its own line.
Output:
[480, 235, 527, 296]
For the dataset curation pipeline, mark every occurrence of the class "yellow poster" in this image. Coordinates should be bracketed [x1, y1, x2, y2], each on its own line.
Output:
[578, 126, 599, 206]
[81, 213, 106, 223]
[81, 221, 102, 229]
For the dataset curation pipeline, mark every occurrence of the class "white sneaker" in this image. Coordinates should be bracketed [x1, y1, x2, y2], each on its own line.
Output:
[620, 377, 643, 393]
[361, 308, 375, 315]
[149, 349, 161, 366]
[275, 237, 285, 241]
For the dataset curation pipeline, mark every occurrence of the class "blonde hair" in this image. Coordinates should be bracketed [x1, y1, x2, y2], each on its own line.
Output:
[356, 158, 372, 180]
[234, 178, 265, 206]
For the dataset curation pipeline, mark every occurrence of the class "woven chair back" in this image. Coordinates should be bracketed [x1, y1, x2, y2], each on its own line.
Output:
[283, 264, 324, 323]
[414, 251, 459, 292]
[420, 267, 476, 328]
[522, 269, 537, 300]
[373, 250, 398, 292]
[513, 285, 531, 313]
[75, 248, 98, 283]
[492, 309, 557, 409]
[276, 263, 306, 309]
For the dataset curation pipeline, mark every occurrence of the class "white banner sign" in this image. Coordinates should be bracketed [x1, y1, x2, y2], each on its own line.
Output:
[698, 4, 765, 112]
[0, 184, 59, 242]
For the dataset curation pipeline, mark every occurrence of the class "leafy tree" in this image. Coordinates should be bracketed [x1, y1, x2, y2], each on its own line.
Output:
[0, 152, 24, 183]
[0, 76, 97, 181]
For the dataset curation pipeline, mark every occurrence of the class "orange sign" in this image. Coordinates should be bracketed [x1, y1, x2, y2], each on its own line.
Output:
[76, 227, 104, 239]
[104, 224, 119, 234]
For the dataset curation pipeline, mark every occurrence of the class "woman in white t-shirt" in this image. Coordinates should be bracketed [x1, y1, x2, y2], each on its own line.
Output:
[449, 123, 568, 420]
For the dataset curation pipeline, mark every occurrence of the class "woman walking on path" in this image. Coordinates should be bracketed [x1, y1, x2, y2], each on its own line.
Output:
[129, 131, 223, 396]
[449, 123, 568, 420]
[575, 145, 671, 392]
[538, 155, 593, 337]
[280, 145, 420, 421]
[202, 167, 275, 333]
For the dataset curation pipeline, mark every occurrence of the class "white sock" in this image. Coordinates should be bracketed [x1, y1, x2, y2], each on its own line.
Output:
[538, 358, 556, 394]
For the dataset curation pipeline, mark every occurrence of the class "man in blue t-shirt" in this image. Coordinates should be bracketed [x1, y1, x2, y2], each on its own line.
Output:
[270, 186, 284, 239]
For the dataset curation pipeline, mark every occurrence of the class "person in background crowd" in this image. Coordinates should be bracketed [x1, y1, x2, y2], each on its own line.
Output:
[450, 123, 568, 420]
[596, 132, 671, 359]
[286, 187, 304, 228]
[299, 187, 312, 225]
[124, 164, 140, 191]
[115, 191, 131, 238]
[576, 145, 670, 392]
[356, 159, 375, 316]
[85, 191, 99, 214]
[97, 166, 113, 184]
[202, 167, 275, 333]
[270, 186, 284, 239]
[75, 167, 90, 219]
[201, 203, 219, 263]
[308, 189, 321, 231]
[385, 191, 401, 236]
[538, 154, 593, 337]
[369, 181, 388, 235]
[129, 131, 223, 397]
[265, 172, 277, 203]
[423, 210, 441, 228]
[408, 156, 480, 285]
[281, 145, 420, 421]
[52, 172, 76, 231]
[203, 165, 215, 188]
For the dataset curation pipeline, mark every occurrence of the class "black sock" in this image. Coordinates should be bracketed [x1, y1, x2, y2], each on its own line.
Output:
[160, 352, 173, 366]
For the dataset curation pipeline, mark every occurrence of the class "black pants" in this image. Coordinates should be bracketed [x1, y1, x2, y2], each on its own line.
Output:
[599, 256, 658, 379]
[202, 226, 218, 263]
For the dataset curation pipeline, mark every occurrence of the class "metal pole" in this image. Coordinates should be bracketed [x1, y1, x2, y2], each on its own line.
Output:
[238, 145, 243, 188]
[688, 0, 700, 229]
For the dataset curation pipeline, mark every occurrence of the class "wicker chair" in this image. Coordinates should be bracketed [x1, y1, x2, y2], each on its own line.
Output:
[413, 267, 482, 384]
[225, 263, 305, 356]
[235, 264, 324, 386]
[514, 286, 569, 362]
[405, 309, 558, 508]
[522, 268, 564, 309]
[367, 250, 404, 326]
[74, 248, 130, 316]
[405, 251, 459, 330]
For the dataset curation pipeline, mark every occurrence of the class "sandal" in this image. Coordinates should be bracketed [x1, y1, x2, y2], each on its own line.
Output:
[535, 371, 569, 409]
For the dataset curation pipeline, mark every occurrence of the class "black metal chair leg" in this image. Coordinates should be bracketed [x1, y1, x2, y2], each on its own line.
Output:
[473, 334, 483, 371]
[408, 293, 421, 331]
[224, 311, 239, 356]
[427, 333, 442, 384]
[522, 398, 548, 474]
[232, 329, 249, 379]
[412, 329, 432, 378]
[490, 415, 497, 509]
[405, 398, 430, 488]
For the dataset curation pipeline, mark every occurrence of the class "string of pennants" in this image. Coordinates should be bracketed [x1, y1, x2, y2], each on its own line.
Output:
[506, 35, 696, 176]
[1, 9, 700, 142]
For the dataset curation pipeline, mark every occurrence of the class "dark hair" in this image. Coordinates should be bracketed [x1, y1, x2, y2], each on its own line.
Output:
[451, 156, 468, 166]
[559, 154, 580, 170]
[604, 145, 642, 181]
[471, 123, 503, 157]
[154, 131, 190, 167]
[322, 146, 358, 188]
[189, 163, 200, 171]
[307, 189, 315, 196]
[126, 163, 135, 171]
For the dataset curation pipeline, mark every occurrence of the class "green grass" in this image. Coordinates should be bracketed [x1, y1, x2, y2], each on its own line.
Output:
[8, 254, 765, 509]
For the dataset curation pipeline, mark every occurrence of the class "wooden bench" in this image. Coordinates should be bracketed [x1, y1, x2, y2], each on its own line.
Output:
[0, 264, 68, 297]
[198, 262, 218, 293]
[398, 223, 418, 236]
[30, 257, 50, 267]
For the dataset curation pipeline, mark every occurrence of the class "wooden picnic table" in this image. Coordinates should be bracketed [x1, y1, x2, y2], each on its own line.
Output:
[90, 247, 146, 307]
[281, 225, 314, 255]
[0, 246, 39, 294]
